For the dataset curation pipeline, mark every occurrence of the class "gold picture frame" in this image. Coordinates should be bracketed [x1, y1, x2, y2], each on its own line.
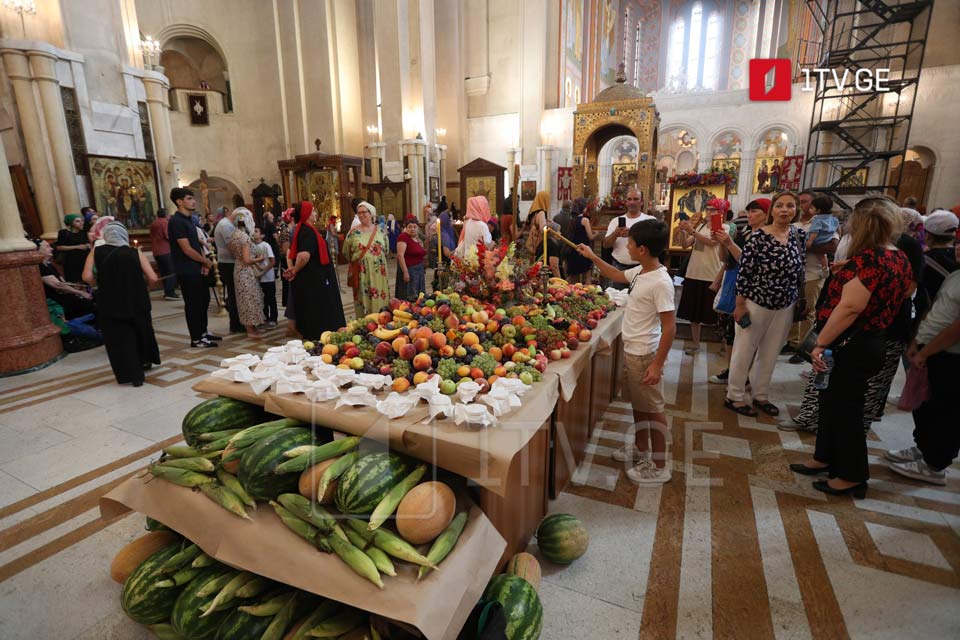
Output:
[753, 156, 785, 194]
[668, 183, 728, 252]
[710, 158, 740, 195]
[611, 163, 637, 190]
[86, 154, 159, 232]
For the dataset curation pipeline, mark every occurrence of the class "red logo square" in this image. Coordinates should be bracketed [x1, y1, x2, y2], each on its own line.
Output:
[749, 59, 791, 101]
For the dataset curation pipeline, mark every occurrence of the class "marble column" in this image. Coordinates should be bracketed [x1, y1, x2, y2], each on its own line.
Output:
[28, 50, 81, 216]
[436, 144, 447, 200]
[142, 72, 176, 199]
[0, 135, 63, 373]
[538, 145, 554, 208]
[506, 148, 518, 190]
[403, 139, 427, 220]
[1, 48, 62, 239]
[364, 143, 385, 183]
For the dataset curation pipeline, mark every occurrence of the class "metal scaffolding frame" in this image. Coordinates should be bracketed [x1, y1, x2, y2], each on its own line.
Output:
[800, 0, 933, 208]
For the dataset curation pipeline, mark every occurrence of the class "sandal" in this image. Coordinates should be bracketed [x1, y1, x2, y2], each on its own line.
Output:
[724, 398, 758, 416]
[753, 400, 780, 416]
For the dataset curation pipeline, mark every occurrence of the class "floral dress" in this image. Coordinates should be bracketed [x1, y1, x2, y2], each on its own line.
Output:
[345, 227, 390, 317]
[227, 230, 265, 327]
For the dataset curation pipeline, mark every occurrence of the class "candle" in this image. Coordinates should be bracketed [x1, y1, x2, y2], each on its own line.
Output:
[436, 219, 442, 265]
[542, 225, 548, 267]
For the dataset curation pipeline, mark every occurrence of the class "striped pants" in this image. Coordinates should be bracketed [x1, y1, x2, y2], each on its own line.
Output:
[794, 338, 905, 432]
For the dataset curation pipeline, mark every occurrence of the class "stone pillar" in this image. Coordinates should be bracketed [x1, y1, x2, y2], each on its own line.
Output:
[28, 50, 81, 215]
[506, 147, 519, 191]
[403, 139, 428, 220]
[364, 143, 385, 183]
[1, 49, 61, 239]
[538, 146, 554, 207]
[436, 144, 447, 200]
[0, 136, 62, 373]
[142, 73, 176, 198]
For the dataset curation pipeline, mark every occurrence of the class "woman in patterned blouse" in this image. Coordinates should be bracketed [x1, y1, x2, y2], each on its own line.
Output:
[791, 197, 913, 498]
[725, 191, 806, 417]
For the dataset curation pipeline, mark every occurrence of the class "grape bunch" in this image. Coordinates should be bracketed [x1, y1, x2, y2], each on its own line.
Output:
[428, 317, 445, 333]
[328, 331, 353, 346]
[535, 328, 567, 352]
[390, 358, 411, 379]
[528, 314, 551, 330]
[436, 358, 460, 381]
[471, 353, 498, 377]
[513, 364, 543, 382]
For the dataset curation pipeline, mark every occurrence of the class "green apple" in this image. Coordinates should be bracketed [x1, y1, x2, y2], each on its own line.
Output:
[455, 346, 467, 358]
[425, 299, 436, 307]
[519, 371, 534, 385]
[440, 379, 457, 395]
[351, 335, 363, 345]
[303, 341, 315, 351]
[349, 357, 364, 370]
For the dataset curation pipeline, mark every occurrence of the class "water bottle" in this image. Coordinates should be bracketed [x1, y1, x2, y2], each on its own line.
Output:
[812, 350, 833, 390]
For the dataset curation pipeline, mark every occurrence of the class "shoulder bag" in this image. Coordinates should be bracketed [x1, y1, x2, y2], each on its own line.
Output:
[791, 227, 808, 322]
[347, 230, 378, 291]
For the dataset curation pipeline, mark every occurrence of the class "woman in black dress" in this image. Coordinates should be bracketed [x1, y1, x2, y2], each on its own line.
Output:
[56, 214, 91, 283]
[282, 201, 346, 339]
[82, 221, 160, 386]
[564, 197, 596, 283]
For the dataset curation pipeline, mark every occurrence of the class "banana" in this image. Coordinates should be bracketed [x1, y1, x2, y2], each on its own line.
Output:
[364, 313, 381, 323]
[549, 277, 569, 286]
[392, 310, 413, 321]
[373, 327, 402, 340]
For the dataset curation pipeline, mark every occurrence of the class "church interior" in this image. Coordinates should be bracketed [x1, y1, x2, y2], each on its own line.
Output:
[1, 1, 959, 638]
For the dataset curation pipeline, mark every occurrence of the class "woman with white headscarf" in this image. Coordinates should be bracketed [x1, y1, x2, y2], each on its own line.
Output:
[81, 221, 160, 386]
[227, 207, 266, 337]
[344, 200, 390, 316]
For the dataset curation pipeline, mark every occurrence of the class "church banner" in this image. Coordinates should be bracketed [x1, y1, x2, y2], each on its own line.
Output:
[557, 167, 573, 201]
[189, 94, 209, 126]
[779, 155, 804, 191]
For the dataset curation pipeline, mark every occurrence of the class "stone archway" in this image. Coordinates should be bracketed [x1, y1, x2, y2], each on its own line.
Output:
[187, 174, 243, 221]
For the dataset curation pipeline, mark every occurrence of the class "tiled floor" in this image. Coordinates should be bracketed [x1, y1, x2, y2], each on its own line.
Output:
[0, 271, 958, 639]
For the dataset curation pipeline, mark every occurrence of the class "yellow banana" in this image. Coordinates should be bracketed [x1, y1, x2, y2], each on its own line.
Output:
[373, 327, 402, 340]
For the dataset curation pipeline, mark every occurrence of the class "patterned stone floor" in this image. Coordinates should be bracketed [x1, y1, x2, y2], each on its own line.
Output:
[0, 270, 957, 639]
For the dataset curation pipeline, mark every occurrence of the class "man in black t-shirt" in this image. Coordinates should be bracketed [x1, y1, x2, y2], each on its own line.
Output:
[168, 187, 220, 348]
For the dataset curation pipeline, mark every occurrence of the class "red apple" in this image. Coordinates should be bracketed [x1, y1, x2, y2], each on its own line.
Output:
[366, 321, 378, 333]
[502, 343, 517, 358]
[379, 365, 392, 376]
[586, 318, 599, 329]
[389, 298, 402, 310]
[567, 337, 579, 350]
[534, 360, 547, 373]
[549, 349, 563, 361]
[437, 304, 452, 319]
[399, 343, 417, 361]
[375, 342, 393, 358]
[345, 346, 360, 359]
[560, 348, 571, 359]
[578, 329, 592, 342]
[378, 311, 393, 325]
[412, 353, 432, 371]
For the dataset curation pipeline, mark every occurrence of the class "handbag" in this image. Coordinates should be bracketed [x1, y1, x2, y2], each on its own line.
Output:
[712, 266, 738, 314]
[347, 230, 378, 291]
[898, 365, 931, 411]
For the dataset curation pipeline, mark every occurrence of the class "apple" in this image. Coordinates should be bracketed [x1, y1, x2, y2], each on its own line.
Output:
[519, 371, 534, 385]
[345, 346, 360, 359]
[379, 364, 393, 376]
[412, 371, 431, 385]
[437, 304, 452, 318]
[425, 299, 436, 307]
[549, 349, 562, 361]
[375, 342, 393, 358]
[413, 353, 432, 371]
[352, 335, 363, 345]
[445, 314, 460, 330]
[414, 337, 430, 353]
[495, 308, 506, 317]
[455, 346, 468, 358]
[392, 377, 410, 392]
[389, 298, 402, 311]
[378, 311, 393, 325]
[399, 343, 417, 361]
[578, 329, 592, 342]
[560, 348, 571, 359]
[430, 333, 447, 349]
[586, 318, 599, 329]
[567, 337, 579, 350]
[366, 321, 378, 333]
[500, 324, 517, 339]
[502, 343, 517, 358]
[440, 379, 457, 395]
[470, 367, 485, 379]
[349, 357, 364, 370]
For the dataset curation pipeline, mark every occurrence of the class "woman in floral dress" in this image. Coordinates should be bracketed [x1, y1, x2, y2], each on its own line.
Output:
[344, 201, 390, 317]
[227, 208, 265, 337]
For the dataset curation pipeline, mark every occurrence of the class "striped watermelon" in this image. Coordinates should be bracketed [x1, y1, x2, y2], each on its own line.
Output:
[536, 513, 588, 564]
[212, 607, 277, 640]
[335, 452, 415, 515]
[170, 569, 234, 640]
[483, 574, 543, 640]
[181, 397, 266, 446]
[238, 427, 325, 500]
[120, 541, 184, 624]
[505, 552, 542, 591]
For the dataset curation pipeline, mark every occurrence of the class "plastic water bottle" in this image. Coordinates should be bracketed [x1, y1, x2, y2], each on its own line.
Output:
[812, 350, 833, 390]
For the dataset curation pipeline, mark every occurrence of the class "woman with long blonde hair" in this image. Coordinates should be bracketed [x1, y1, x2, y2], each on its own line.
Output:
[791, 196, 914, 498]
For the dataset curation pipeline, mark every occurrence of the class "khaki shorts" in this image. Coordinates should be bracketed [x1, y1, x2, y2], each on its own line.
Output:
[623, 351, 666, 414]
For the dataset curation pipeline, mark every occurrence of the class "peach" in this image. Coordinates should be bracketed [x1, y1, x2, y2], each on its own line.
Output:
[321, 344, 339, 357]
[578, 329, 592, 342]
[378, 311, 393, 325]
[344, 346, 360, 359]
[399, 343, 417, 361]
[414, 337, 430, 353]
[488, 346, 502, 362]
[320, 353, 333, 364]
[430, 333, 447, 349]
[392, 336, 409, 353]
[392, 377, 411, 392]
[375, 342, 393, 358]
[445, 314, 460, 330]
[439, 344, 454, 357]
[456, 365, 471, 378]
[412, 371, 431, 385]
[470, 367, 485, 379]
[412, 353, 432, 371]
[462, 332, 479, 347]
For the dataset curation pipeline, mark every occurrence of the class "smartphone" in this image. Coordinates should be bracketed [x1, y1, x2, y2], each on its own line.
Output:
[710, 212, 723, 233]
[618, 217, 626, 228]
[737, 313, 752, 328]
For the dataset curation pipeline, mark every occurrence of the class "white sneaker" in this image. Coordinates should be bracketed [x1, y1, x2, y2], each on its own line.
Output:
[627, 460, 672, 484]
[612, 444, 640, 463]
[888, 459, 947, 486]
[884, 446, 922, 463]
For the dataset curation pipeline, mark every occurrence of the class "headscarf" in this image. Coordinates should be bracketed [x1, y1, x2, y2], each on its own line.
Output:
[746, 198, 771, 214]
[900, 207, 924, 241]
[354, 201, 376, 229]
[64, 214, 81, 228]
[288, 201, 330, 266]
[529, 191, 550, 217]
[88, 216, 116, 244]
[461, 196, 492, 243]
[102, 221, 130, 247]
[706, 198, 731, 216]
[233, 207, 255, 233]
[439, 211, 456, 250]
[281, 207, 294, 224]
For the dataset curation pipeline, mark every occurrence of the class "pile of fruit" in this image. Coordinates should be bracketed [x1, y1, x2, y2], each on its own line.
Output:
[145, 397, 469, 592]
[304, 279, 615, 395]
[113, 525, 426, 639]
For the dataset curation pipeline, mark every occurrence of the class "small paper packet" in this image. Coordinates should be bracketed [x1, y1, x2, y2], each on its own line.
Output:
[480, 392, 514, 417]
[211, 365, 255, 383]
[491, 377, 531, 397]
[275, 373, 310, 395]
[285, 339, 304, 350]
[457, 381, 481, 404]
[327, 368, 358, 387]
[412, 375, 441, 400]
[355, 373, 392, 391]
[425, 394, 454, 421]
[376, 392, 418, 419]
[454, 403, 496, 429]
[335, 385, 378, 408]
[305, 379, 341, 402]
[219, 353, 260, 368]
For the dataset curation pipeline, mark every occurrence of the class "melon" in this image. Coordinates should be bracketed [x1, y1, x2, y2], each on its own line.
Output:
[395, 481, 456, 545]
[110, 531, 179, 584]
[298, 456, 342, 504]
[505, 552, 542, 592]
[483, 574, 543, 640]
[536, 513, 588, 564]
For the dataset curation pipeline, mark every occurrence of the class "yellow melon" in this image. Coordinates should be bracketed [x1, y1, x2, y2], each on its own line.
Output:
[298, 456, 342, 504]
[505, 551, 542, 591]
[109, 531, 179, 584]
[396, 481, 456, 545]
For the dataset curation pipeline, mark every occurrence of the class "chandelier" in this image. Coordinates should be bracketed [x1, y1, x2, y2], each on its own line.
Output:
[2, 0, 36, 38]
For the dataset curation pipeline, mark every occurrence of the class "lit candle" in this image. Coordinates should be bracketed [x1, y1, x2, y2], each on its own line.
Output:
[542, 225, 548, 267]
[437, 218, 442, 265]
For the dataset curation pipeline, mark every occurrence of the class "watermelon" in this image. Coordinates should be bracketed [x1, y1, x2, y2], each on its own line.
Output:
[120, 541, 184, 624]
[536, 513, 588, 564]
[170, 569, 234, 640]
[213, 607, 276, 640]
[483, 574, 543, 640]
[335, 452, 416, 515]
[239, 427, 325, 500]
[181, 397, 266, 446]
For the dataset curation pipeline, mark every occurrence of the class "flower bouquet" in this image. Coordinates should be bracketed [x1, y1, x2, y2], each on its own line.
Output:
[668, 167, 737, 188]
[448, 241, 542, 306]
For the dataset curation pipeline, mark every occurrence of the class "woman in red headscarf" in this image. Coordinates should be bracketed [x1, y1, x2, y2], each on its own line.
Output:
[676, 197, 727, 354]
[282, 201, 345, 339]
[455, 196, 493, 257]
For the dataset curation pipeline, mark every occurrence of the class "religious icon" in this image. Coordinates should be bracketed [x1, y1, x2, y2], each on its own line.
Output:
[465, 176, 496, 216]
[611, 163, 637, 191]
[86, 155, 159, 232]
[779, 155, 804, 190]
[837, 167, 869, 193]
[520, 181, 537, 201]
[668, 183, 727, 251]
[429, 176, 440, 203]
[557, 167, 573, 201]
[753, 156, 784, 194]
[710, 158, 740, 195]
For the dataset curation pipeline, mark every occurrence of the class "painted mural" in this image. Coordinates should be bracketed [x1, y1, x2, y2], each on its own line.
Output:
[561, 0, 585, 108]
[598, 0, 620, 88]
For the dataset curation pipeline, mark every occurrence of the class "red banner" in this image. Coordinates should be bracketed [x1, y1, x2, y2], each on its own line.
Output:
[779, 155, 804, 191]
[557, 167, 573, 201]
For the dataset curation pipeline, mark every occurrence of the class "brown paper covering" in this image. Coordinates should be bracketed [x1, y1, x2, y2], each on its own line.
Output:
[100, 475, 505, 640]
[193, 375, 561, 497]
[193, 378, 269, 406]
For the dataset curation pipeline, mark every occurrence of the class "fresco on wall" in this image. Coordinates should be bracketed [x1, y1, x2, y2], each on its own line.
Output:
[598, 0, 620, 88]
[562, 0, 585, 107]
[711, 131, 743, 159]
[752, 128, 792, 194]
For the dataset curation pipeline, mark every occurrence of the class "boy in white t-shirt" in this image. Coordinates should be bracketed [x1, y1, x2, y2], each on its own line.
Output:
[577, 219, 677, 483]
[252, 228, 277, 326]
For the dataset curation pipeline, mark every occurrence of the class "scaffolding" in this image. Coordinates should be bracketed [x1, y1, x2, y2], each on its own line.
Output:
[800, 0, 933, 208]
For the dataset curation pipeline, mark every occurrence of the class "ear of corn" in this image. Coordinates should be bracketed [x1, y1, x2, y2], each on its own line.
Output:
[367, 464, 427, 531]
[149, 465, 215, 488]
[227, 419, 302, 449]
[343, 528, 369, 551]
[215, 469, 255, 508]
[191, 553, 215, 569]
[195, 428, 243, 442]
[154, 566, 200, 588]
[277, 494, 340, 535]
[196, 571, 239, 599]
[234, 576, 271, 599]
[162, 445, 205, 458]
[417, 511, 467, 581]
[200, 571, 255, 617]
[286, 600, 343, 640]
[155, 457, 215, 473]
[258, 592, 300, 640]
[161, 543, 202, 574]
[305, 609, 366, 637]
[316, 452, 359, 501]
[199, 483, 250, 519]
[326, 535, 384, 590]
[270, 501, 319, 543]
[238, 590, 294, 617]
[345, 520, 437, 568]
[200, 434, 236, 452]
[363, 546, 396, 577]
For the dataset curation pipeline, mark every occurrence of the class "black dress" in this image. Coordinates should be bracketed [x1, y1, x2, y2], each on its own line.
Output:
[56, 228, 89, 283]
[94, 245, 161, 385]
[564, 215, 592, 276]
[292, 225, 346, 339]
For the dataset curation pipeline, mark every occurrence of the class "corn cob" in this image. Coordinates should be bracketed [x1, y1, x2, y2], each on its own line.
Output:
[200, 434, 235, 452]
[417, 512, 467, 580]
[364, 546, 396, 577]
[200, 571, 255, 617]
[285, 600, 343, 640]
[238, 590, 295, 616]
[162, 445, 205, 458]
[259, 592, 300, 640]
[234, 576, 271, 599]
[305, 609, 367, 637]
[326, 535, 384, 589]
[191, 553, 215, 569]
[161, 543, 202, 573]
[270, 501, 318, 543]
[315, 451, 358, 501]
[276, 494, 345, 540]
[196, 571, 238, 598]
[149, 465, 215, 488]
[195, 428, 243, 442]
[199, 483, 250, 519]
[282, 436, 361, 459]
[343, 528, 369, 550]
[367, 464, 427, 531]
[227, 419, 302, 449]
[155, 567, 200, 588]
[344, 519, 436, 568]
[215, 469, 256, 508]
[155, 457, 215, 473]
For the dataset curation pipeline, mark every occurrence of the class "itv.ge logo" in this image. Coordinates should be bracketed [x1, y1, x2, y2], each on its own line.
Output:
[749, 58, 891, 101]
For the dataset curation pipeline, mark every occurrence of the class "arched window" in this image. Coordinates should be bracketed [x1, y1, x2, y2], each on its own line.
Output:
[666, 2, 724, 91]
[686, 4, 702, 88]
[633, 21, 642, 86]
[702, 12, 721, 89]
[667, 19, 685, 85]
